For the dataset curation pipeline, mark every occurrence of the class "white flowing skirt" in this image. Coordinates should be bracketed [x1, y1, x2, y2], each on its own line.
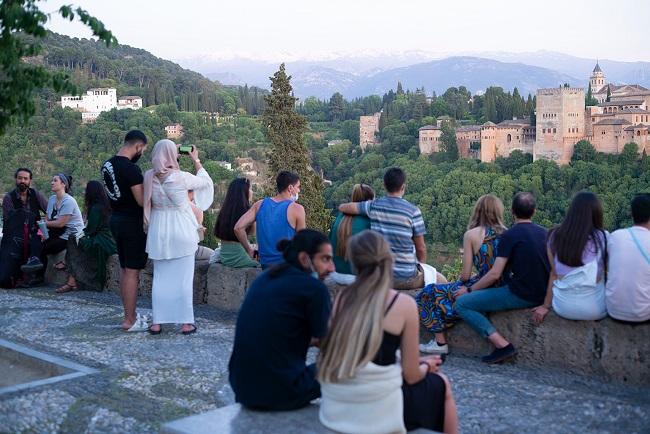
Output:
[152, 254, 195, 324]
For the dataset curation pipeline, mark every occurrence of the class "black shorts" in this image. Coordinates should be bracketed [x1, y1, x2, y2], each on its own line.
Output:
[109, 214, 148, 270]
[403, 372, 446, 432]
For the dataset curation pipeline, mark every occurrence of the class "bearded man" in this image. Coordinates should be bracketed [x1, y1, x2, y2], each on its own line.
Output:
[1, 168, 48, 287]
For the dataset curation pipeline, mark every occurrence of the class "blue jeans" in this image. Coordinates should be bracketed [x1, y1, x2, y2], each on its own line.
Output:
[455, 285, 536, 338]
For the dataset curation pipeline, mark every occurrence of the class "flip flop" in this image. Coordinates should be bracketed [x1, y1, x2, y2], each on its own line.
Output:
[181, 324, 197, 335]
[55, 283, 77, 293]
[148, 325, 162, 335]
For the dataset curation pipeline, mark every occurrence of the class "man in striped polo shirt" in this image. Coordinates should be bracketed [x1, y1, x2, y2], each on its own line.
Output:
[339, 167, 428, 289]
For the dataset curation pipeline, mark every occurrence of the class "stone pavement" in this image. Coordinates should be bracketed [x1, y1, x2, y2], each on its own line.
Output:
[0, 287, 649, 434]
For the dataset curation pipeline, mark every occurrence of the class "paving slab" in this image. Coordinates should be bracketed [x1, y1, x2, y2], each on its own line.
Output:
[0, 287, 648, 434]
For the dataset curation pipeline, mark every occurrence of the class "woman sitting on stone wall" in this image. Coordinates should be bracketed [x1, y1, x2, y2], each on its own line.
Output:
[532, 191, 608, 323]
[328, 183, 375, 276]
[318, 230, 458, 434]
[213, 178, 260, 268]
[56, 180, 116, 293]
[40, 173, 84, 283]
[417, 194, 506, 354]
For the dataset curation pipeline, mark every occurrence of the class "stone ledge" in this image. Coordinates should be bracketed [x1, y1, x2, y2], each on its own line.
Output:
[424, 309, 650, 386]
[161, 403, 437, 434]
[61, 255, 650, 385]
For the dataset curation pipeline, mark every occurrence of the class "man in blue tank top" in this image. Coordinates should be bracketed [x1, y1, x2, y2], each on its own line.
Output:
[234, 171, 306, 268]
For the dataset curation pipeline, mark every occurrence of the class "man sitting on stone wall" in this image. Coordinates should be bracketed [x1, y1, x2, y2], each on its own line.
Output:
[0, 168, 49, 288]
[234, 171, 306, 269]
[605, 193, 650, 323]
[338, 167, 444, 289]
[454, 192, 550, 364]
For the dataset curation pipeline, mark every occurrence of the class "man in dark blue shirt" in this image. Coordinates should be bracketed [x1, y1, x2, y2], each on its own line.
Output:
[455, 192, 550, 364]
[228, 230, 335, 410]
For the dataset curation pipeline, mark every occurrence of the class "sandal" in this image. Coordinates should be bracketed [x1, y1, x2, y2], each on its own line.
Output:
[148, 324, 162, 335]
[55, 283, 77, 293]
[181, 324, 197, 335]
[54, 262, 67, 271]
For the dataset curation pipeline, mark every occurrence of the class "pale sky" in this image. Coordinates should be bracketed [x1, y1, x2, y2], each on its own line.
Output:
[45, 0, 650, 62]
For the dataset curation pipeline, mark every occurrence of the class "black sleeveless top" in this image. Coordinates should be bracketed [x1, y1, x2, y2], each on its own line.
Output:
[372, 293, 402, 366]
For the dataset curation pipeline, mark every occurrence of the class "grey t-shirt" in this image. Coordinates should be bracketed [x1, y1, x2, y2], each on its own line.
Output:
[46, 194, 85, 240]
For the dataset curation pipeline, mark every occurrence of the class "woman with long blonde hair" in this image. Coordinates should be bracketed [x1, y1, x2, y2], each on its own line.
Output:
[329, 183, 375, 275]
[417, 194, 507, 354]
[318, 230, 458, 434]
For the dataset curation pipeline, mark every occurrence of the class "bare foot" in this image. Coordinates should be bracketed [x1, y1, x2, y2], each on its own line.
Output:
[181, 323, 196, 333]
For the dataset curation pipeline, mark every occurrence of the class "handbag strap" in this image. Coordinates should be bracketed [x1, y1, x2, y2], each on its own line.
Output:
[628, 228, 650, 266]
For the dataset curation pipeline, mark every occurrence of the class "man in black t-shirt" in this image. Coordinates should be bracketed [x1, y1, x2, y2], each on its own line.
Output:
[101, 130, 149, 331]
[454, 192, 550, 364]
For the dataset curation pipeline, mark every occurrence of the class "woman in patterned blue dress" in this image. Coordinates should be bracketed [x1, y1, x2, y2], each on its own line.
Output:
[417, 195, 507, 354]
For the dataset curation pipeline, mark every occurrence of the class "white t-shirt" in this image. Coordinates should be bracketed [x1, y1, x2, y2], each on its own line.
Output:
[605, 226, 650, 322]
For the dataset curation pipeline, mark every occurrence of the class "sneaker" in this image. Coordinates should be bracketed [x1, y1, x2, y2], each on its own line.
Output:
[126, 313, 149, 332]
[419, 340, 449, 354]
[481, 344, 517, 364]
[20, 257, 44, 273]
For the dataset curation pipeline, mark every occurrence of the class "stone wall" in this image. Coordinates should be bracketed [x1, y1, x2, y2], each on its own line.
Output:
[423, 309, 650, 386]
[49, 254, 650, 386]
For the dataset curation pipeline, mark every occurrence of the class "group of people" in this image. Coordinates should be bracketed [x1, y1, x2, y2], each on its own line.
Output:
[228, 229, 459, 434]
[416, 191, 650, 362]
[226, 167, 648, 434]
[1, 130, 214, 335]
[0, 169, 114, 293]
[2, 129, 649, 433]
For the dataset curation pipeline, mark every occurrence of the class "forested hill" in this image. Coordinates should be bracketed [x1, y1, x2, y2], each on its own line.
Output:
[31, 32, 266, 114]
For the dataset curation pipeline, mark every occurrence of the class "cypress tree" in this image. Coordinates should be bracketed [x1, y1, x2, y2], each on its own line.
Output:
[263, 63, 330, 231]
[606, 85, 612, 102]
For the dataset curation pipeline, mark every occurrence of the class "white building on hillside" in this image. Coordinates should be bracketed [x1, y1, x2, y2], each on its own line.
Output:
[118, 96, 143, 110]
[61, 88, 142, 123]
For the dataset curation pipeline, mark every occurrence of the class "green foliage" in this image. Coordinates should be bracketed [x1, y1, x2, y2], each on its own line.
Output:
[0, 0, 116, 133]
[323, 143, 649, 248]
[438, 123, 459, 162]
[586, 83, 598, 106]
[440, 257, 463, 282]
[263, 64, 330, 232]
[0, 105, 265, 202]
[571, 140, 597, 162]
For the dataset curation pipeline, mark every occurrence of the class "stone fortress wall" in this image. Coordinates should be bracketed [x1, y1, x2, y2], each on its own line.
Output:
[415, 63, 650, 164]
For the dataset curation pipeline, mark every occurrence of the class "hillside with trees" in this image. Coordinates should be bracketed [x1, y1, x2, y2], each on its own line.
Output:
[29, 32, 267, 114]
[2, 30, 648, 266]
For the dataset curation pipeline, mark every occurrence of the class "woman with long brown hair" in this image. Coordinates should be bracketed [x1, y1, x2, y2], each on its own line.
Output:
[55, 180, 116, 293]
[329, 183, 375, 275]
[417, 194, 507, 354]
[532, 191, 608, 323]
[318, 230, 458, 434]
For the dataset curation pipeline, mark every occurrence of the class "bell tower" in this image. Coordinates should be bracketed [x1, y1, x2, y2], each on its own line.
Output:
[590, 61, 606, 93]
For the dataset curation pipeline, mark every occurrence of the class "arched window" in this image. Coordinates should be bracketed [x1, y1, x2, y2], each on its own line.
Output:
[507, 134, 512, 142]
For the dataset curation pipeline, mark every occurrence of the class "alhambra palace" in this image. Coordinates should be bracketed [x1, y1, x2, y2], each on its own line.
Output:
[360, 63, 650, 164]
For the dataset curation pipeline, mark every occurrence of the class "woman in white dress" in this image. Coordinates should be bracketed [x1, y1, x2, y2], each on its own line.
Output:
[143, 140, 214, 334]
